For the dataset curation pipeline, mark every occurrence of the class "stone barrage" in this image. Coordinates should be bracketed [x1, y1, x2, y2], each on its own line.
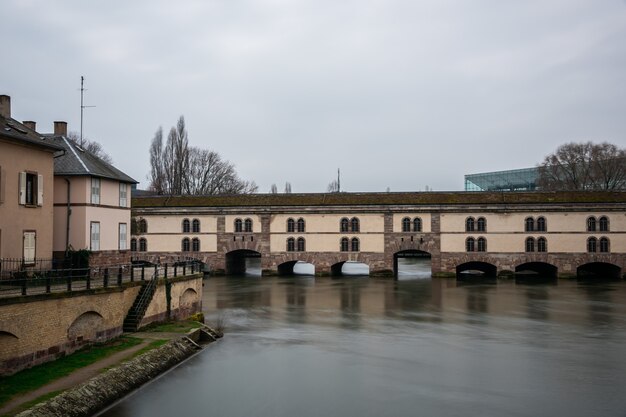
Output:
[16, 330, 220, 417]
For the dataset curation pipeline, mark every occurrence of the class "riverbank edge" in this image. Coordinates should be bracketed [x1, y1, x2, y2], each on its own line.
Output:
[15, 327, 221, 417]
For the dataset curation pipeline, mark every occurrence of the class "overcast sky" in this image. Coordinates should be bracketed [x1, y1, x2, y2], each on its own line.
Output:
[2, 0, 625, 192]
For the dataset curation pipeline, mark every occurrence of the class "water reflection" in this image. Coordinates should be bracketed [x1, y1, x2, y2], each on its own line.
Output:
[100, 276, 626, 417]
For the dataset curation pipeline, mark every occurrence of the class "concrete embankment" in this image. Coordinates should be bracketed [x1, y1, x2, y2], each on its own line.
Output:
[16, 328, 220, 417]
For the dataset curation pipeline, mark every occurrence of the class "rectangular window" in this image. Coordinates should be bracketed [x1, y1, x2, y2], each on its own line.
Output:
[91, 178, 101, 204]
[19, 172, 43, 206]
[119, 183, 127, 207]
[23, 231, 36, 264]
[90, 222, 100, 251]
[119, 223, 127, 250]
[0, 165, 4, 204]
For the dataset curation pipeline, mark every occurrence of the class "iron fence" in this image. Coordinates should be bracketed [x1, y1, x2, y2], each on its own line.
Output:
[0, 259, 202, 299]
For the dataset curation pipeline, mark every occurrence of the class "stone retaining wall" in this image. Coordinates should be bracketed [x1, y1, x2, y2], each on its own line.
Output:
[16, 335, 209, 417]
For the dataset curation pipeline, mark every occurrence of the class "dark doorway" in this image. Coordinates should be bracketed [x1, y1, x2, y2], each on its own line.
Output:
[226, 250, 262, 276]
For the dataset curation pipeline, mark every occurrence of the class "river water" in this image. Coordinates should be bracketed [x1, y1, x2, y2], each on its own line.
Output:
[100, 268, 626, 417]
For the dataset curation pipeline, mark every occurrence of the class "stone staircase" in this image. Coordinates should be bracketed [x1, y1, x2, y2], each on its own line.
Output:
[123, 276, 158, 332]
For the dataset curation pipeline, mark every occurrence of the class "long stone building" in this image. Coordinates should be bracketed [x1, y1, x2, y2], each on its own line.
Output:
[131, 191, 626, 279]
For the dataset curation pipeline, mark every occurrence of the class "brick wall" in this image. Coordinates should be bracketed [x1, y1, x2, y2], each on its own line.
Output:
[0, 275, 203, 376]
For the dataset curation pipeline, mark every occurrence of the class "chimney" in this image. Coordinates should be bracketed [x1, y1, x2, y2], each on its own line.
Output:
[54, 121, 68, 136]
[23, 121, 36, 131]
[0, 95, 10, 118]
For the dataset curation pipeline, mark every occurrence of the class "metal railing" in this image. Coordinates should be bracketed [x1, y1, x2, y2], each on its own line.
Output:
[0, 260, 202, 299]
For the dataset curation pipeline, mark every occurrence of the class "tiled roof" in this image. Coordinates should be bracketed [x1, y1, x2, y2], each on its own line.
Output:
[0, 115, 63, 152]
[46, 135, 137, 183]
[132, 191, 626, 208]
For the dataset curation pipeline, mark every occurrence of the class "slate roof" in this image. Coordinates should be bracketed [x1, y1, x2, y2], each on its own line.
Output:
[132, 190, 626, 208]
[0, 114, 63, 152]
[46, 135, 137, 183]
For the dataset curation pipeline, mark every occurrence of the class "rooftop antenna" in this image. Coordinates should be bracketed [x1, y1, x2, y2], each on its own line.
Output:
[337, 168, 341, 193]
[80, 76, 96, 146]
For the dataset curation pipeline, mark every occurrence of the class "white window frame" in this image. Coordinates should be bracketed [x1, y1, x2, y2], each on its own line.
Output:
[90, 221, 100, 251]
[91, 178, 101, 205]
[23, 231, 36, 264]
[119, 223, 127, 250]
[119, 183, 127, 207]
[19, 172, 43, 206]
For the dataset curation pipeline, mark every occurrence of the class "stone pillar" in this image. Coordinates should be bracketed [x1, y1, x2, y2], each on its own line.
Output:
[430, 213, 443, 274]
[260, 214, 273, 273]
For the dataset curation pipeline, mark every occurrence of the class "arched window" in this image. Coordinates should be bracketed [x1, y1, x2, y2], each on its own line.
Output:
[525, 217, 534, 232]
[536, 217, 546, 232]
[351, 217, 360, 232]
[234, 218, 242, 232]
[466, 217, 475, 232]
[587, 217, 597, 232]
[182, 238, 190, 252]
[587, 237, 597, 253]
[192, 219, 200, 233]
[130, 238, 137, 252]
[599, 216, 609, 232]
[340, 237, 349, 252]
[466, 237, 475, 252]
[477, 217, 486, 232]
[244, 218, 253, 232]
[351, 237, 360, 252]
[537, 237, 547, 253]
[287, 237, 295, 252]
[297, 237, 306, 252]
[287, 218, 295, 233]
[413, 217, 422, 232]
[192, 238, 200, 252]
[477, 237, 486, 252]
[182, 219, 190, 233]
[402, 217, 411, 232]
[297, 218, 305, 233]
[340, 218, 349, 232]
[599, 237, 610, 253]
[139, 238, 147, 252]
[525, 237, 535, 252]
[138, 219, 147, 234]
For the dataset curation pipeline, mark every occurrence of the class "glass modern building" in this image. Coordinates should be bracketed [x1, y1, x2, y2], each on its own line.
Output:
[464, 167, 538, 191]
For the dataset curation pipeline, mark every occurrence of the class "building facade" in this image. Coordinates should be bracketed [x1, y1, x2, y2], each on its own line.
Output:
[47, 122, 137, 267]
[131, 192, 626, 278]
[0, 95, 62, 265]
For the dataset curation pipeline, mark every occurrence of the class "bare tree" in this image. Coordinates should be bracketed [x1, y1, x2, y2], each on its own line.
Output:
[148, 127, 166, 194]
[327, 180, 339, 193]
[68, 131, 113, 164]
[148, 116, 257, 195]
[284, 182, 292, 194]
[537, 142, 625, 191]
[270, 184, 278, 193]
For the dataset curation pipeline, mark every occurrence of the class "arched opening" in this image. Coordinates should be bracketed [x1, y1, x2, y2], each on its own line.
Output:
[278, 260, 315, 276]
[331, 261, 370, 277]
[278, 260, 298, 275]
[68, 311, 104, 344]
[0, 331, 20, 357]
[515, 262, 558, 281]
[179, 288, 199, 318]
[225, 249, 262, 276]
[577, 262, 622, 281]
[456, 261, 497, 280]
[394, 250, 431, 279]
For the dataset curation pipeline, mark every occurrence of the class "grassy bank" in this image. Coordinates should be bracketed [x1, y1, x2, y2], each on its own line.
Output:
[0, 336, 143, 407]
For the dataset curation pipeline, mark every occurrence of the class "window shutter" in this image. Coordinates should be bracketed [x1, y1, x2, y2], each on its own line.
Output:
[37, 174, 44, 206]
[19, 172, 26, 205]
[0, 166, 4, 203]
[23, 232, 36, 262]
